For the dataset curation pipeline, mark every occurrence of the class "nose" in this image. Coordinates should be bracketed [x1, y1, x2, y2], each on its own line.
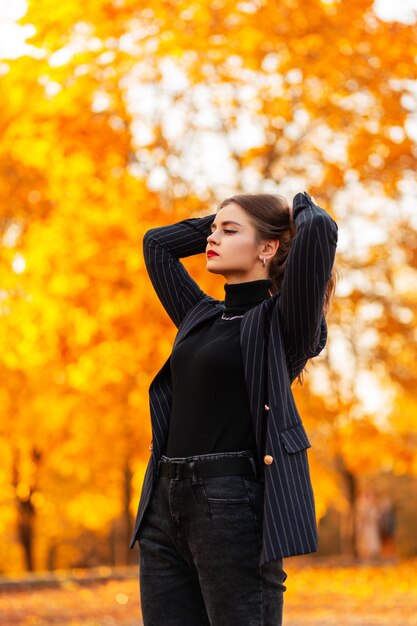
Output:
[207, 232, 218, 245]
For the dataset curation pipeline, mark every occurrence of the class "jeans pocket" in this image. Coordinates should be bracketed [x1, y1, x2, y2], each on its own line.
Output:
[202, 475, 251, 504]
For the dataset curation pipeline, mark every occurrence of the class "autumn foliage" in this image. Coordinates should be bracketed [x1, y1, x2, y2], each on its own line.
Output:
[0, 0, 416, 573]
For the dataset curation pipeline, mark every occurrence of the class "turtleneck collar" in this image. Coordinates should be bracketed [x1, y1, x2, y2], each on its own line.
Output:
[223, 278, 273, 315]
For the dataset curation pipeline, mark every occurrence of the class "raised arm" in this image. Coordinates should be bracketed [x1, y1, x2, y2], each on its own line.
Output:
[277, 191, 338, 375]
[143, 213, 216, 328]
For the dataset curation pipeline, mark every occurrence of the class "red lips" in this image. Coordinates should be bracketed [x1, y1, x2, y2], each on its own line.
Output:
[207, 250, 219, 257]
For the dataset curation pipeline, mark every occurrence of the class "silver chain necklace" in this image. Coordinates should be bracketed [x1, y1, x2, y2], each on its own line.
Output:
[221, 312, 244, 320]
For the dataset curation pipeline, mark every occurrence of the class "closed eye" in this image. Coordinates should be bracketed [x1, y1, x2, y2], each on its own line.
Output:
[208, 228, 237, 239]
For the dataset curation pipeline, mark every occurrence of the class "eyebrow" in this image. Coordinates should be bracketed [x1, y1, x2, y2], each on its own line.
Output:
[210, 220, 242, 230]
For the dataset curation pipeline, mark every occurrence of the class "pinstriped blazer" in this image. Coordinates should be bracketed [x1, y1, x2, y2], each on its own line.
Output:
[129, 191, 338, 565]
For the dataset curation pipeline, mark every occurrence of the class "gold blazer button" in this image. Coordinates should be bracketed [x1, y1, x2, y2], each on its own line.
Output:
[264, 455, 274, 465]
[264, 404, 270, 411]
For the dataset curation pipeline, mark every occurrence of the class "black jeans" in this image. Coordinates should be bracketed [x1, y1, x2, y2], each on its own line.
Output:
[138, 450, 287, 625]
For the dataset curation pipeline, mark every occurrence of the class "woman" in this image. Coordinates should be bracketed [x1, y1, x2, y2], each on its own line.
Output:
[130, 191, 338, 625]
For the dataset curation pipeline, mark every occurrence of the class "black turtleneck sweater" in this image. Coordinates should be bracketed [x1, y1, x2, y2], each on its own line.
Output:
[164, 278, 273, 457]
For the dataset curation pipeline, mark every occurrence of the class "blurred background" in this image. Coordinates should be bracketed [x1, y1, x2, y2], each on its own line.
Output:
[0, 0, 416, 595]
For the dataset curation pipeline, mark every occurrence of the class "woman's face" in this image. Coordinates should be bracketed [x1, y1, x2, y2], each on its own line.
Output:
[205, 202, 275, 283]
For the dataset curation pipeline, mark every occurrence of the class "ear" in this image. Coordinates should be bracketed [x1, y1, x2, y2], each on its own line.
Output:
[262, 239, 279, 256]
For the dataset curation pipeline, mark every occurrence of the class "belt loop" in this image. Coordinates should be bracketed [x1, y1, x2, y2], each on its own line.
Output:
[248, 455, 258, 478]
[190, 460, 197, 485]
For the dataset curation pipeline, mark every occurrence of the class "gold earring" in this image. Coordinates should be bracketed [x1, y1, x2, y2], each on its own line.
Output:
[261, 257, 266, 267]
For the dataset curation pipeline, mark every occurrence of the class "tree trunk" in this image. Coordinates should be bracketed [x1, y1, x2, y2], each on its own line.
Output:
[12, 446, 42, 571]
[337, 457, 359, 558]
[112, 458, 133, 566]
[17, 497, 35, 571]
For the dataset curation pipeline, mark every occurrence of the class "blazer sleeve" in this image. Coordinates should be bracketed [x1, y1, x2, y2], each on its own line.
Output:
[143, 213, 216, 328]
[277, 191, 338, 374]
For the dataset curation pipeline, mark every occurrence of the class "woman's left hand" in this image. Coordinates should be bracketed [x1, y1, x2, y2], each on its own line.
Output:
[302, 191, 318, 204]
[290, 191, 317, 225]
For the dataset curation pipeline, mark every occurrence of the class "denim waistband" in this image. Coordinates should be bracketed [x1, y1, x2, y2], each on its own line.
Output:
[158, 450, 259, 480]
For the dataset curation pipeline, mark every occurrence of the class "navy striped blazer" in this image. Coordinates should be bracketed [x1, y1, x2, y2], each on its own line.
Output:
[129, 191, 338, 566]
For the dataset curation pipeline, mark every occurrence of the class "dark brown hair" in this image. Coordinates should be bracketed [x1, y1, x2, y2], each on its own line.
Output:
[217, 193, 337, 384]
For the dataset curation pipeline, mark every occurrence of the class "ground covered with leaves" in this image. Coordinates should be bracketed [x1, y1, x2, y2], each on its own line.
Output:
[1, 559, 416, 625]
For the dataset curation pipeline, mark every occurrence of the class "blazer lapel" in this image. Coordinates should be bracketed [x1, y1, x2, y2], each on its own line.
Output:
[172, 297, 224, 349]
[148, 298, 224, 456]
[240, 299, 269, 453]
